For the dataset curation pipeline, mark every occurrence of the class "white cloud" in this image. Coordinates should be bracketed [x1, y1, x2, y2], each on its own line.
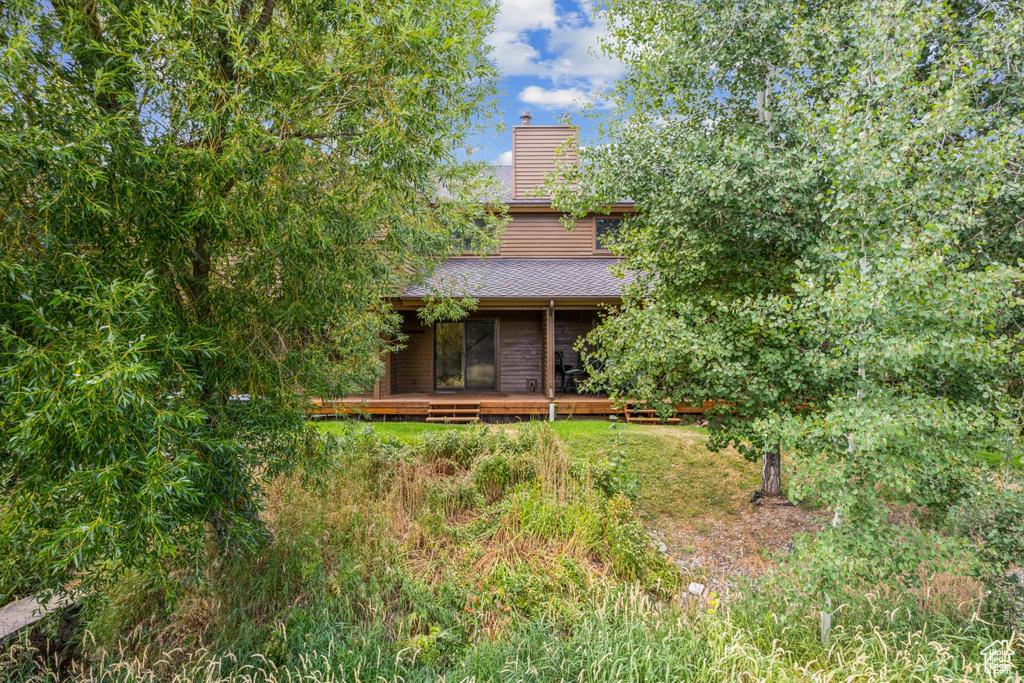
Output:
[486, 31, 544, 77]
[545, 20, 624, 85]
[487, 0, 624, 98]
[493, 0, 559, 33]
[519, 85, 592, 110]
[495, 150, 513, 165]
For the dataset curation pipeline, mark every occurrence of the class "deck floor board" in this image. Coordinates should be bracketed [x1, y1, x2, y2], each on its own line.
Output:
[311, 392, 620, 417]
[309, 393, 711, 419]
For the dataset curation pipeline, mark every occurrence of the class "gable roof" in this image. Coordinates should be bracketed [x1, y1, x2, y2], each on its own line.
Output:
[402, 258, 632, 301]
[485, 165, 551, 205]
[490, 165, 513, 201]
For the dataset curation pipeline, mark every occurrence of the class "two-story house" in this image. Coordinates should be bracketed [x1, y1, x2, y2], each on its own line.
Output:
[333, 114, 633, 421]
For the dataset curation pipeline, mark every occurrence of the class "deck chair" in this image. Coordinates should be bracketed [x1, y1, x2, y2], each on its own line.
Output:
[555, 351, 585, 394]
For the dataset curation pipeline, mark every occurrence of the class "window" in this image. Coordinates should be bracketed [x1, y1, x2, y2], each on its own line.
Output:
[434, 321, 496, 391]
[463, 218, 486, 253]
[595, 218, 622, 250]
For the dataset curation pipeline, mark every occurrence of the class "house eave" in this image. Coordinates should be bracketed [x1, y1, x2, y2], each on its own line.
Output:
[483, 202, 636, 214]
[391, 296, 621, 311]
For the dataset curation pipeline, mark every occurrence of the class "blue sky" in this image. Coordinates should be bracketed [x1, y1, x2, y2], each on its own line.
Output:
[469, 0, 623, 164]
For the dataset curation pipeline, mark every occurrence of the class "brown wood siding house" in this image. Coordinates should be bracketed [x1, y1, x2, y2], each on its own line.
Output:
[331, 114, 634, 419]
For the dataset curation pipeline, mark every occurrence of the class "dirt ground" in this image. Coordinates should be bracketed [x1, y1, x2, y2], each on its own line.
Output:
[629, 426, 830, 595]
[649, 499, 829, 595]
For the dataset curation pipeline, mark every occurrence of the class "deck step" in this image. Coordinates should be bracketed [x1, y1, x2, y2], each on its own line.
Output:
[427, 401, 481, 423]
[623, 403, 681, 425]
[627, 417, 682, 425]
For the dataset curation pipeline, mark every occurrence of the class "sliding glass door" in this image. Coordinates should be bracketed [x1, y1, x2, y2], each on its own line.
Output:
[434, 321, 496, 391]
[435, 323, 464, 389]
[464, 321, 496, 390]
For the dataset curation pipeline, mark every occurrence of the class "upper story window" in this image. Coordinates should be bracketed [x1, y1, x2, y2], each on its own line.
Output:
[595, 218, 622, 251]
[463, 218, 486, 253]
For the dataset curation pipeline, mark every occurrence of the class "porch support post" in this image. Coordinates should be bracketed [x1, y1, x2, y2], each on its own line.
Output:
[546, 300, 555, 401]
[381, 346, 392, 398]
[373, 335, 388, 400]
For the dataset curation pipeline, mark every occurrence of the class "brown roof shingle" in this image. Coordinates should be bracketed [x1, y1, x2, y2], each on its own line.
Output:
[403, 258, 631, 301]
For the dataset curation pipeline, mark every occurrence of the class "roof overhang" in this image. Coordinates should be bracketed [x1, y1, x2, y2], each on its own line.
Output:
[488, 202, 636, 214]
[399, 257, 633, 303]
[392, 297, 622, 311]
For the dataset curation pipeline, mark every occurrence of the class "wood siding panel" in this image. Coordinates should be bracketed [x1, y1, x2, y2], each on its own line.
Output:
[395, 313, 434, 393]
[389, 347, 400, 395]
[389, 352, 397, 395]
[499, 214, 594, 257]
[497, 312, 543, 393]
[543, 307, 555, 399]
[512, 126, 578, 200]
[381, 347, 393, 397]
[554, 311, 597, 370]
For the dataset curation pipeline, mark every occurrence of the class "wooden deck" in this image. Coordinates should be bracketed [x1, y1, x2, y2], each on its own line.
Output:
[312, 392, 613, 417]
[310, 393, 711, 419]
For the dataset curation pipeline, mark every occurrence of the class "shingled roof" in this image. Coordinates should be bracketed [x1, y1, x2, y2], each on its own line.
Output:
[490, 165, 513, 202]
[402, 258, 632, 301]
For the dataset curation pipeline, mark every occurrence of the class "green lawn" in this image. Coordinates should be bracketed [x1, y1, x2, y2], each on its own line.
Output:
[552, 421, 761, 521]
[315, 418, 761, 521]
[315, 418, 464, 445]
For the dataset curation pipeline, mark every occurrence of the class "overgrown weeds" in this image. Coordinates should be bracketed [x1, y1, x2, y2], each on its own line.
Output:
[3, 422, 1018, 682]
[5, 585, 1015, 682]
[20, 423, 678, 680]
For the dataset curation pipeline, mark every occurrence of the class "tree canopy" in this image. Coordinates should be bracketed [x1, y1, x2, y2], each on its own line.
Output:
[0, 0, 499, 599]
[555, 0, 1024, 575]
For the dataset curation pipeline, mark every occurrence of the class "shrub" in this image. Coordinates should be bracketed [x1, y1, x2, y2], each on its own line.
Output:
[948, 474, 1024, 571]
[471, 449, 536, 503]
[947, 474, 1024, 628]
[5, 421, 1014, 682]
[582, 455, 639, 501]
[425, 479, 481, 518]
[420, 425, 493, 470]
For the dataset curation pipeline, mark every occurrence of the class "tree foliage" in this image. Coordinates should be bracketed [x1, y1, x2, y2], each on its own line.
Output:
[0, 0, 498, 599]
[555, 0, 1024, 576]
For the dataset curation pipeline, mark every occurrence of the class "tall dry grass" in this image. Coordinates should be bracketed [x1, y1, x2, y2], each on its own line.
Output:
[2, 423, 1017, 683]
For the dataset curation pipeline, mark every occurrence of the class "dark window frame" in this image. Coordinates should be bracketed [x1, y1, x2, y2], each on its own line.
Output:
[433, 319, 498, 391]
[463, 218, 487, 254]
[595, 217, 623, 251]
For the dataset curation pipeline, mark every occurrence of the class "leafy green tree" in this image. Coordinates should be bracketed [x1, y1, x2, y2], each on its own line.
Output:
[556, 0, 1024, 557]
[0, 0, 498, 600]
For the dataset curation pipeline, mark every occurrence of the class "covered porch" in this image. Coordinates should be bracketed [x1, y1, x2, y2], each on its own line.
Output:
[333, 258, 641, 419]
[380, 304, 604, 402]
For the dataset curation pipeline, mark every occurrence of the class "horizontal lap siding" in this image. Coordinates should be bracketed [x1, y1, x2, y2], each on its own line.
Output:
[499, 214, 594, 257]
[513, 127, 578, 200]
[543, 308, 554, 398]
[555, 311, 597, 369]
[389, 349, 399, 395]
[498, 312, 544, 393]
[387, 311, 598, 396]
[395, 313, 434, 393]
